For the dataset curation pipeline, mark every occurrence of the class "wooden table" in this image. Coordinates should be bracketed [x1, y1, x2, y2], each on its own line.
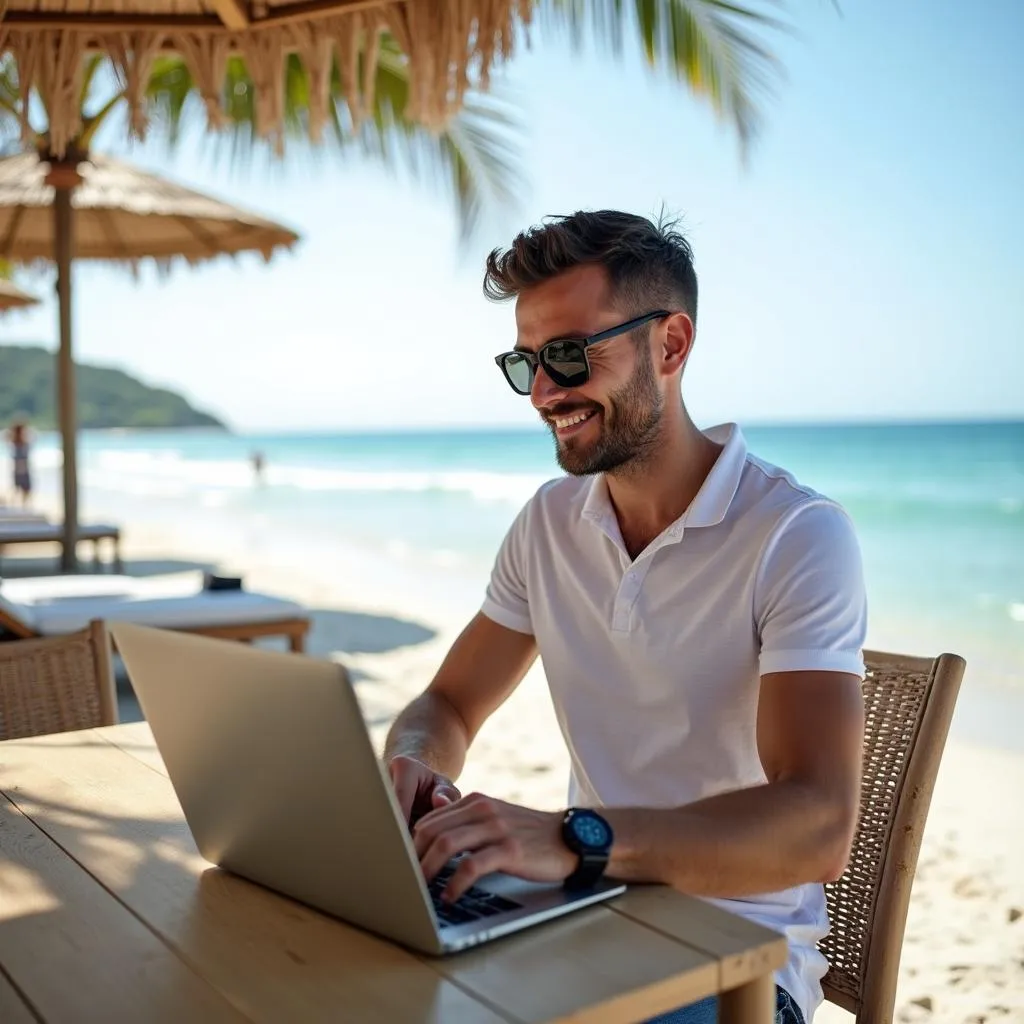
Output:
[0, 723, 787, 1023]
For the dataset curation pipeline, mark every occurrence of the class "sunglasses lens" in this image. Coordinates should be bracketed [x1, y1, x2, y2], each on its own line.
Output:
[541, 341, 589, 388]
[502, 353, 534, 394]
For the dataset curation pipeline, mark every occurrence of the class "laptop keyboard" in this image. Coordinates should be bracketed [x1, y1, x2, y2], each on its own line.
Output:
[428, 862, 522, 928]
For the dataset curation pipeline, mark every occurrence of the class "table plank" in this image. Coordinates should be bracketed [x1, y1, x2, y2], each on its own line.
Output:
[0, 731, 506, 1024]
[0, 967, 37, 1024]
[610, 887, 788, 988]
[98, 720, 167, 774]
[0, 793, 247, 1024]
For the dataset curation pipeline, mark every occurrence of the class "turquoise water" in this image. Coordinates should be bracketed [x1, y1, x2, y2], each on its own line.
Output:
[16, 419, 1024, 707]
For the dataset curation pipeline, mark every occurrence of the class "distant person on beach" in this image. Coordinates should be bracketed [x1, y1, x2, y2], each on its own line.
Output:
[383, 211, 867, 1024]
[6, 420, 33, 507]
[251, 450, 265, 484]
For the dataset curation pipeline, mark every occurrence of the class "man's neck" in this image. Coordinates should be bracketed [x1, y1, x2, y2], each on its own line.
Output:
[604, 409, 722, 558]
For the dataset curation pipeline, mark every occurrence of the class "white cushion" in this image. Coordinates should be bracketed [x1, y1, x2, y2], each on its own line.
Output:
[1, 573, 200, 603]
[0, 573, 306, 635]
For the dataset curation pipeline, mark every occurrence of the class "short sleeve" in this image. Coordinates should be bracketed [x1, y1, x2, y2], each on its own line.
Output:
[754, 499, 868, 677]
[480, 502, 534, 635]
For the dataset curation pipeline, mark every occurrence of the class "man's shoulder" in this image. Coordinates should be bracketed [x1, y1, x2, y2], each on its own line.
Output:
[525, 473, 591, 511]
[505, 474, 592, 542]
[734, 448, 851, 532]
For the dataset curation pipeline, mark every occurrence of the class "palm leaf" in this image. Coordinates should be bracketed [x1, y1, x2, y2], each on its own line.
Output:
[539, 0, 789, 154]
[0, 57, 25, 147]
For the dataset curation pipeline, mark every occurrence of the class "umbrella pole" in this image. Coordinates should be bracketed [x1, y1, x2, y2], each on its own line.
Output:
[47, 161, 82, 574]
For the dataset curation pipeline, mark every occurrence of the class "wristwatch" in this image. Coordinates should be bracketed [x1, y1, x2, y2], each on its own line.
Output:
[560, 807, 614, 890]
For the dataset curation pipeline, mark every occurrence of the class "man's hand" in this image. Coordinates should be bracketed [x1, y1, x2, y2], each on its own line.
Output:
[413, 793, 576, 902]
[387, 755, 462, 825]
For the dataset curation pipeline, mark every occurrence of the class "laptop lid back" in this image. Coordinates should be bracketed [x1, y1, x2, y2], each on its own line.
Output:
[109, 622, 441, 953]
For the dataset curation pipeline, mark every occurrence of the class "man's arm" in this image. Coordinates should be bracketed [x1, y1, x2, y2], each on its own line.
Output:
[384, 611, 538, 782]
[600, 668, 864, 894]
[413, 668, 864, 899]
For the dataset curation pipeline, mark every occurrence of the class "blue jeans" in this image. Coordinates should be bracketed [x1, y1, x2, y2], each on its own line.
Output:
[644, 985, 805, 1024]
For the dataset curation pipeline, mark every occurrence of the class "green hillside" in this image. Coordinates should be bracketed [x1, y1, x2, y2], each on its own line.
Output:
[0, 345, 227, 430]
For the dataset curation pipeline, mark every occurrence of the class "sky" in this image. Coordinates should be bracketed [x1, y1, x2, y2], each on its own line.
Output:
[1, 0, 1022, 432]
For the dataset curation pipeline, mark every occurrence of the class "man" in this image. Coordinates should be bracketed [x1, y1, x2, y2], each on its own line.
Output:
[384, 210, 867, 1024]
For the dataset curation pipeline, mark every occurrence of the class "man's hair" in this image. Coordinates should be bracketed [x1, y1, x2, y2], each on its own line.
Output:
[483, 210, 698, 326]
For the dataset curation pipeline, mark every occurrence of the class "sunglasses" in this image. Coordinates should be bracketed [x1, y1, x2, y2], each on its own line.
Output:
[493, 310, 671, 396]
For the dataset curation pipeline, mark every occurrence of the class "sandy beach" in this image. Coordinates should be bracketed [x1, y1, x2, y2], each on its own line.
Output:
[7, 507, 1023, 1024]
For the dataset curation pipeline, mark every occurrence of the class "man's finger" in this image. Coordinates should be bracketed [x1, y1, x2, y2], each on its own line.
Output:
[413, 801, 480, 856]
[419, 824, 497, 884]
[431, 782, 461, 808]
[444, 842, 514, 903]
[388, 765, 417, 823]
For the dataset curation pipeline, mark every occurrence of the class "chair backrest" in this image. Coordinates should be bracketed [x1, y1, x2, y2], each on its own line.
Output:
[820, 649, 966, 1023]
[0, 620, 118, 741]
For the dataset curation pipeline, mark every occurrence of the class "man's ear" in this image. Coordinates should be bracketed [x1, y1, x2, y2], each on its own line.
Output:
[659, 312, 695, 376]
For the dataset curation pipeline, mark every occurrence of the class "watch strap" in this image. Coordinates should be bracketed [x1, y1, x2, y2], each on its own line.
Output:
[562, 849, 609, 890]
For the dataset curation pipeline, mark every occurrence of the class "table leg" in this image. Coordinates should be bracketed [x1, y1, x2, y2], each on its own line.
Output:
[718, 972, 775, 1024]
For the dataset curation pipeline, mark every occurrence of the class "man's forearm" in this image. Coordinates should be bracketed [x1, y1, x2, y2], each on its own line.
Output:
[602, 780, 855, 897]
[383, 692, 471, 781]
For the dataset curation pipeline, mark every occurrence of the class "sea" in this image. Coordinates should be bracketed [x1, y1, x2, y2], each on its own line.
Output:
[10, 419, 1024, 749]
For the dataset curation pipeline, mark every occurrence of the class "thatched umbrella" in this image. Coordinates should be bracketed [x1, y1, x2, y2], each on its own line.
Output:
[0, 3, 520, 160]
[0, 147, 299, 571]
[0, 277, 39, 312]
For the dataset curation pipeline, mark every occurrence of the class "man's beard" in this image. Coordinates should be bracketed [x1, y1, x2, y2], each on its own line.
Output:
[552, 345, 664, 477]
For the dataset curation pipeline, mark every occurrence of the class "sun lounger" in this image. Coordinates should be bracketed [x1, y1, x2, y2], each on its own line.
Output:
[0, 521, 122, 571]
[0, 572, 310, 652]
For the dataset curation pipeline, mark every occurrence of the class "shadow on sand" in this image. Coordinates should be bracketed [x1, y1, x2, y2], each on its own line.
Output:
[114, 605, 438, 725]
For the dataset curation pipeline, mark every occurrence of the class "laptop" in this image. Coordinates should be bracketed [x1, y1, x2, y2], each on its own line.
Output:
[109, 621, 625, 955]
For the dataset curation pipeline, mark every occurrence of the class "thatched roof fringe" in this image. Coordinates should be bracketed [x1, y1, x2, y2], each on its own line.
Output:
[335, 13, 363, 130]
[239, 31, 287, 152]
[0, 0, 524, 157]
[361, 20, 382, 121]
[14, 31, 87, 156]
[291, 23, 334, 144]
[109, 32, 165, 140]
[174, 33, 231, 131]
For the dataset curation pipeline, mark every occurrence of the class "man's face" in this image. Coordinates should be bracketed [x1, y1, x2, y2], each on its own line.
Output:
[514, 265, 665, 476]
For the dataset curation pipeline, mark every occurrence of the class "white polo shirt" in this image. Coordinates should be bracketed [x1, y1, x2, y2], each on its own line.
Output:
[480, 422, 867, 1024]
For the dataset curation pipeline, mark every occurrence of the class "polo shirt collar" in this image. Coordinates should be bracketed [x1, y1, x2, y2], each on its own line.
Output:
[685, 422, 747, 528]
[580, 422, 748, 531]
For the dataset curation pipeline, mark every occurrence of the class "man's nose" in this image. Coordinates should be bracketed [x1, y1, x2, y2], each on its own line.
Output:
[530, 363, 568, 410]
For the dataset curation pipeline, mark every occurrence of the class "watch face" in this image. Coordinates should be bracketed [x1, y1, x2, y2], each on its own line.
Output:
[572, 812, 611, 848]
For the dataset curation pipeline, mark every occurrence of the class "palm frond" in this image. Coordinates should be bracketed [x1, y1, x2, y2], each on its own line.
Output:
[80, 55, 107, 111]
[0, 57, 24, 146]
[144, 56, 202, 149]
[540, 0, 789, 154]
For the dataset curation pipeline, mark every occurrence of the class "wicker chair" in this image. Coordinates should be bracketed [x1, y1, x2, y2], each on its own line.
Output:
[820, 649, 966, 1024]
[0, 620, 118, 741]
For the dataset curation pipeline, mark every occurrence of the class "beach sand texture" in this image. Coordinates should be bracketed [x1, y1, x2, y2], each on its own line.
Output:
[7, 511, 1022, 1024]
